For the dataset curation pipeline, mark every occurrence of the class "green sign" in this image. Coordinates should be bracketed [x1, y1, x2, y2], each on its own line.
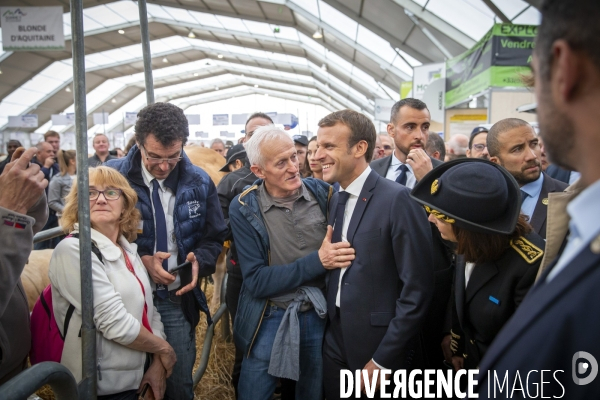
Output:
[445, 23, 536, 107]
[400, 81, 413, 99]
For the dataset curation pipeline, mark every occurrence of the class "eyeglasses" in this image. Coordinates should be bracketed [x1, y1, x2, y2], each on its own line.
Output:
[472, 144, 487, 151]
[383, 145, 393, 150]
[89, 188, 122, 201]
[141, 146, 183, 165]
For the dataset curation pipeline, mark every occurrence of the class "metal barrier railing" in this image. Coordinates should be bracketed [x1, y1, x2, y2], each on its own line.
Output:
[193, 273, 231, 388]
[192, 303, 229, 387]
[33, 226, 65, 244]
[0, 363, 78, 400]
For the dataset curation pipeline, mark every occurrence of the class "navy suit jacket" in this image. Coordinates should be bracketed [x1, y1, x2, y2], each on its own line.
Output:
[477, 240, 600, 399]
[546, 164, 573, 184]
[371, 154, 452, 369]
[326, 170, 434, 370]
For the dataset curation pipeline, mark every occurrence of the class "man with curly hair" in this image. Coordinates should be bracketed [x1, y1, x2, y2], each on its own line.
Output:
[106, 102, 227, 399]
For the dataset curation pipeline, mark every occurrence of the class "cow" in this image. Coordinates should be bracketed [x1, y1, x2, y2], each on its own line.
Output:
[183, 145, 228, 310]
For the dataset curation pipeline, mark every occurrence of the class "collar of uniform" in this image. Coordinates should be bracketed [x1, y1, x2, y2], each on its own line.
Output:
[258, 180, 311, 212]
[521, 172, 544, 199]
[140, 158, 180, 193]
[566, 178, 600, 246]
[341, 166, 372, 197]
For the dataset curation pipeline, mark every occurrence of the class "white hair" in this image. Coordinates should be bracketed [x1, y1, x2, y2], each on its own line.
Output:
[244, 125, 292, 168]
[447, 134, 469, 155]
[210, 138, 224, 147]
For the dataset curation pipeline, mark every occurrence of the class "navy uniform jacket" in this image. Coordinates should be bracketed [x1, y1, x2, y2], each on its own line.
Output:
[326, 170, 434, 370]
[530, 173, 568, 240]
[451, 232, 545, 369]
[477, 235, 600, 399]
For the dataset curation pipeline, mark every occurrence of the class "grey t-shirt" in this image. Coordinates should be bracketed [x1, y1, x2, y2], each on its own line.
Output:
[257, 182, 327, 304]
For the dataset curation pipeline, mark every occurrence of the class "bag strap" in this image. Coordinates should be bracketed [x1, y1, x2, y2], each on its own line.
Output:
[62, 304, 75, 341]
[63, 233, 104, 339]
[70, 233, 104, 264]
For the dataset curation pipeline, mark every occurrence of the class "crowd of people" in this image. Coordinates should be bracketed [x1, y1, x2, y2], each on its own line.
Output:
[1, 0, 599, 398]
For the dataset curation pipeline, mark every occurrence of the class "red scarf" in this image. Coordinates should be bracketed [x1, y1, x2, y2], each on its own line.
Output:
[122, 249, 153, 334]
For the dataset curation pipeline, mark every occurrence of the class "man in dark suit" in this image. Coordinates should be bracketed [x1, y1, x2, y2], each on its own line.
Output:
[372, 99, 453, 373]
[487, 118, 568, 239]
[315, 109, 434, 399]
[371, 98, 443, 184]
[477, 1, 600, 398]
[546, 164, 580, 185]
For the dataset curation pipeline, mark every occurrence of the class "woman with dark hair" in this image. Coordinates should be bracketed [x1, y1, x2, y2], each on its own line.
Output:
[411, 158, 545, 370]
[303, 136, 323, 179]
[48, 149, 76, 217]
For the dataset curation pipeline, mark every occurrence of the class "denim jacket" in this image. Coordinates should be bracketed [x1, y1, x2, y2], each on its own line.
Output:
[229, 178, 332, 356]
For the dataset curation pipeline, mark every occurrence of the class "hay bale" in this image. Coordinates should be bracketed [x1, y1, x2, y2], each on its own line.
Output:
[35, 282, 235, 400]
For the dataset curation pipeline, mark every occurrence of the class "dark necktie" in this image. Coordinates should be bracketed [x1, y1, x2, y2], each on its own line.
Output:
[332, 191, 350, 243]
[152, 179, 169, 299]
[395, 164, 409, 186]
[520, 190, 529, 207]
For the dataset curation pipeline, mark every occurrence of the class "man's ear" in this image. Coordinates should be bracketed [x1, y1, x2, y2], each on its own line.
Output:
[250, 165, 265, 179]
[489, 156, 500, 165]
[354, 140, 368, 159]
[551, 40, 582, 104]
[387, 123, 395, 138]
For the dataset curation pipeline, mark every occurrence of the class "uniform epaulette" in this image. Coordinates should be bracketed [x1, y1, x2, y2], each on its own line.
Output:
[510, 236, 544, 264]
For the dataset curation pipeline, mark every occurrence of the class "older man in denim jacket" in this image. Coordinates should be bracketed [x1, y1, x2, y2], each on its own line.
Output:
[229, 125, 354, 400]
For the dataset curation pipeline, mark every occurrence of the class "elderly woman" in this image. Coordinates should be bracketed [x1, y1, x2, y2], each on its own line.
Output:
[48, 149, 76, 217]
[49, 166, 176, 400]
[411, 158, 545, 370]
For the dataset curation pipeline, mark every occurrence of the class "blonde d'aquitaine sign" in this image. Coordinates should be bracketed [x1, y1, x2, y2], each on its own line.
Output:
[1, 6, 65, 51]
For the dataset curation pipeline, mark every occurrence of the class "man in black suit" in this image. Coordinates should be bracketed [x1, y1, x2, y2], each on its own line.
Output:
[371, 98, 443, 185]
[372, 99, 453, 373]
[477, 1, 600, 398]
[487, 118, 568, 239]
[315, 109, 434, 399]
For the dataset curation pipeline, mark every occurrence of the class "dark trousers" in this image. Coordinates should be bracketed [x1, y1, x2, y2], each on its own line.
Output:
[323, 309, 384, 400]
[97, 390, 138, 400]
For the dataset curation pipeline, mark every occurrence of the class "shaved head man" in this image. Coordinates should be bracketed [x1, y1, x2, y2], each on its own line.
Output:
[487, 118, 567, 238]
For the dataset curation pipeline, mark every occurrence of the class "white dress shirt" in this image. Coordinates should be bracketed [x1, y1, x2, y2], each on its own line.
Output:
[141, 161, 180, 290]
[335, 166, 372, 307]
[465, 262, 476, 288]
[546, 179, 600, 282]
[385, 152, 416, 189]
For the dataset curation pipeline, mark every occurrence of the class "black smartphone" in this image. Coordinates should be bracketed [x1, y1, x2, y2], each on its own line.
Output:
[170, 261, 192, 274]
[170, 261, 193, 288]
[139, 383, 150, 399]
